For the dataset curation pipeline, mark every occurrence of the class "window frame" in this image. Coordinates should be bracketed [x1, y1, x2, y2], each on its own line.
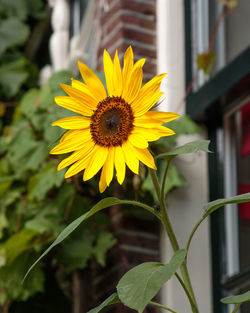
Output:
[184, 0, 250, 119]
[184, 0, 250, 312]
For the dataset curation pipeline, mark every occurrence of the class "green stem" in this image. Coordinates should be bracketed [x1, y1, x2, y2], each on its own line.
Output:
[186, 216, 206, 253]
[119, 199, 161, 220]
[175, 273, 197, 313]
[149, 301, 179, 313]
[160, 157, 173, 207]
[149, 168, 199, 313]
[232, 303, 241, 313]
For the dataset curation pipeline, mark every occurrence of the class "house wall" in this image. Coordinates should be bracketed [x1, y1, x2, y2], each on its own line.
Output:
[156, 1, 212, 312]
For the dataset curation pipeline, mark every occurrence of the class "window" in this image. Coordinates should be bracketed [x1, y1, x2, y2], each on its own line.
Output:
[189, 0, 250, 90]
[225, 1, 250, 64]
[70, 0, 89, 37]
[185, 1, 250, 312]
[222, 98, 250, 313]
[68, 0, 96, 71]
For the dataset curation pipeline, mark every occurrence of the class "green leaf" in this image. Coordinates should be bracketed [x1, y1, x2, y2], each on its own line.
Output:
[221, 291, 250, 304]
[20, 88, 40, 118]
[156, 140, 211, 159]
[87, 293, 120, 313]
[94, 232, 117, 266]
[28, 161, 65, 201]
[43, 114, 65, 143]
[0, 251, 44, 304]
[0, 178, 13, 197]
[6, 126, 48, 173]
[163, 163, 188, 194]
[203, 193, 250, 216]
[0, 18, 29, 54]
[0, 58, 29, 97]
[58, 230, 95, 272]
[155, 115, 202, 149]
[48, 70, 72, 92]
[0, 209, 9, 239]
[0, 228, 39, 266]
[187, 193, 250, 252]
[142, 163, 187, 201]
[0, 0, 27, 20]
[116, 249, 186, 313]
[25, 203, 63, 236]
[25, 0, 45, 19]
[196, 51, 216, 75]
[24, 197, 158, 282]
[164, 115, 202, 136]
[23, 197, 124, 281]
[25, 142, 49, 170]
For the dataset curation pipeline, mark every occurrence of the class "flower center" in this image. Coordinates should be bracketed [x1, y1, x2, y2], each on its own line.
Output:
[90, 96, 134, 147]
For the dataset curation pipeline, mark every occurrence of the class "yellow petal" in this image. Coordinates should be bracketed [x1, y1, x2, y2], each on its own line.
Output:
[60, 84, 98, 112]
[128, 133, 148, 149]
[112, 50, 123, 96]
[122, 46, 134, 82]
[65, 149, 94, 178]
[104, 147, 115, 186]
[121, 141, 139, 174]
[133, 92, 164, 117]
[114, 145, 126, 185]
[78, 61, 107, 101]
[132, 73, 166, 114]
[122, 58, 145, 103]
[57, 140, 95, 171]
[83, 146, 108, 181]
[103, 49, 114, 96]
[133, 117, 163, 128]
[52, 116, 90, 129]
[71, 79, 96, 99]
[133, 127, 162, 141]
[134, 126, 175, 141]
[60, 130, 70, 142]
[156, 125, 176, 136]
[50, 129, 91, 154]
[55, 96, 92, 116]
[133, 147, 156, 170]
[98, 147, 114, 191]
[143, 111, 180, 123]
[60, 129, 84, 142]
[99, 166, 108, 193]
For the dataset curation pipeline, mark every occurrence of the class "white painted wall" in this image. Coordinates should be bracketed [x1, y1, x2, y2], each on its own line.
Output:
[156, 1, 212, 312]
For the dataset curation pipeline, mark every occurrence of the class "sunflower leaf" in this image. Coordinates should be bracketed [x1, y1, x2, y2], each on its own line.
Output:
[23, 197, 123, 282]
[221, 291, 250, 304]
[87, 292, 120, 313]
[116, 249, 186, 313]
[187, 193, 250, 252]
[156, 140, 211, 159]
[203, 193, 250, 216]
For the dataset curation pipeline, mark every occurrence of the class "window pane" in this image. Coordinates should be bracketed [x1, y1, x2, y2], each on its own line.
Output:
[226, 1, 250, 64]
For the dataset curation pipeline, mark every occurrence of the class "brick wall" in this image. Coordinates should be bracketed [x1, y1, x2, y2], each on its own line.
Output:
[95, 0, 157, 80]
[91, 1, 160, 312]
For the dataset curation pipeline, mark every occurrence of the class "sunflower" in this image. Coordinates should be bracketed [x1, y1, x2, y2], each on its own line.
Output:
[50, 47, 179, 192]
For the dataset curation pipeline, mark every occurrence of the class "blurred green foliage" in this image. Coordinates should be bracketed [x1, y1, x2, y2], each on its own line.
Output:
[0, 70, 117, 311]
[0, 1, 116, 311]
